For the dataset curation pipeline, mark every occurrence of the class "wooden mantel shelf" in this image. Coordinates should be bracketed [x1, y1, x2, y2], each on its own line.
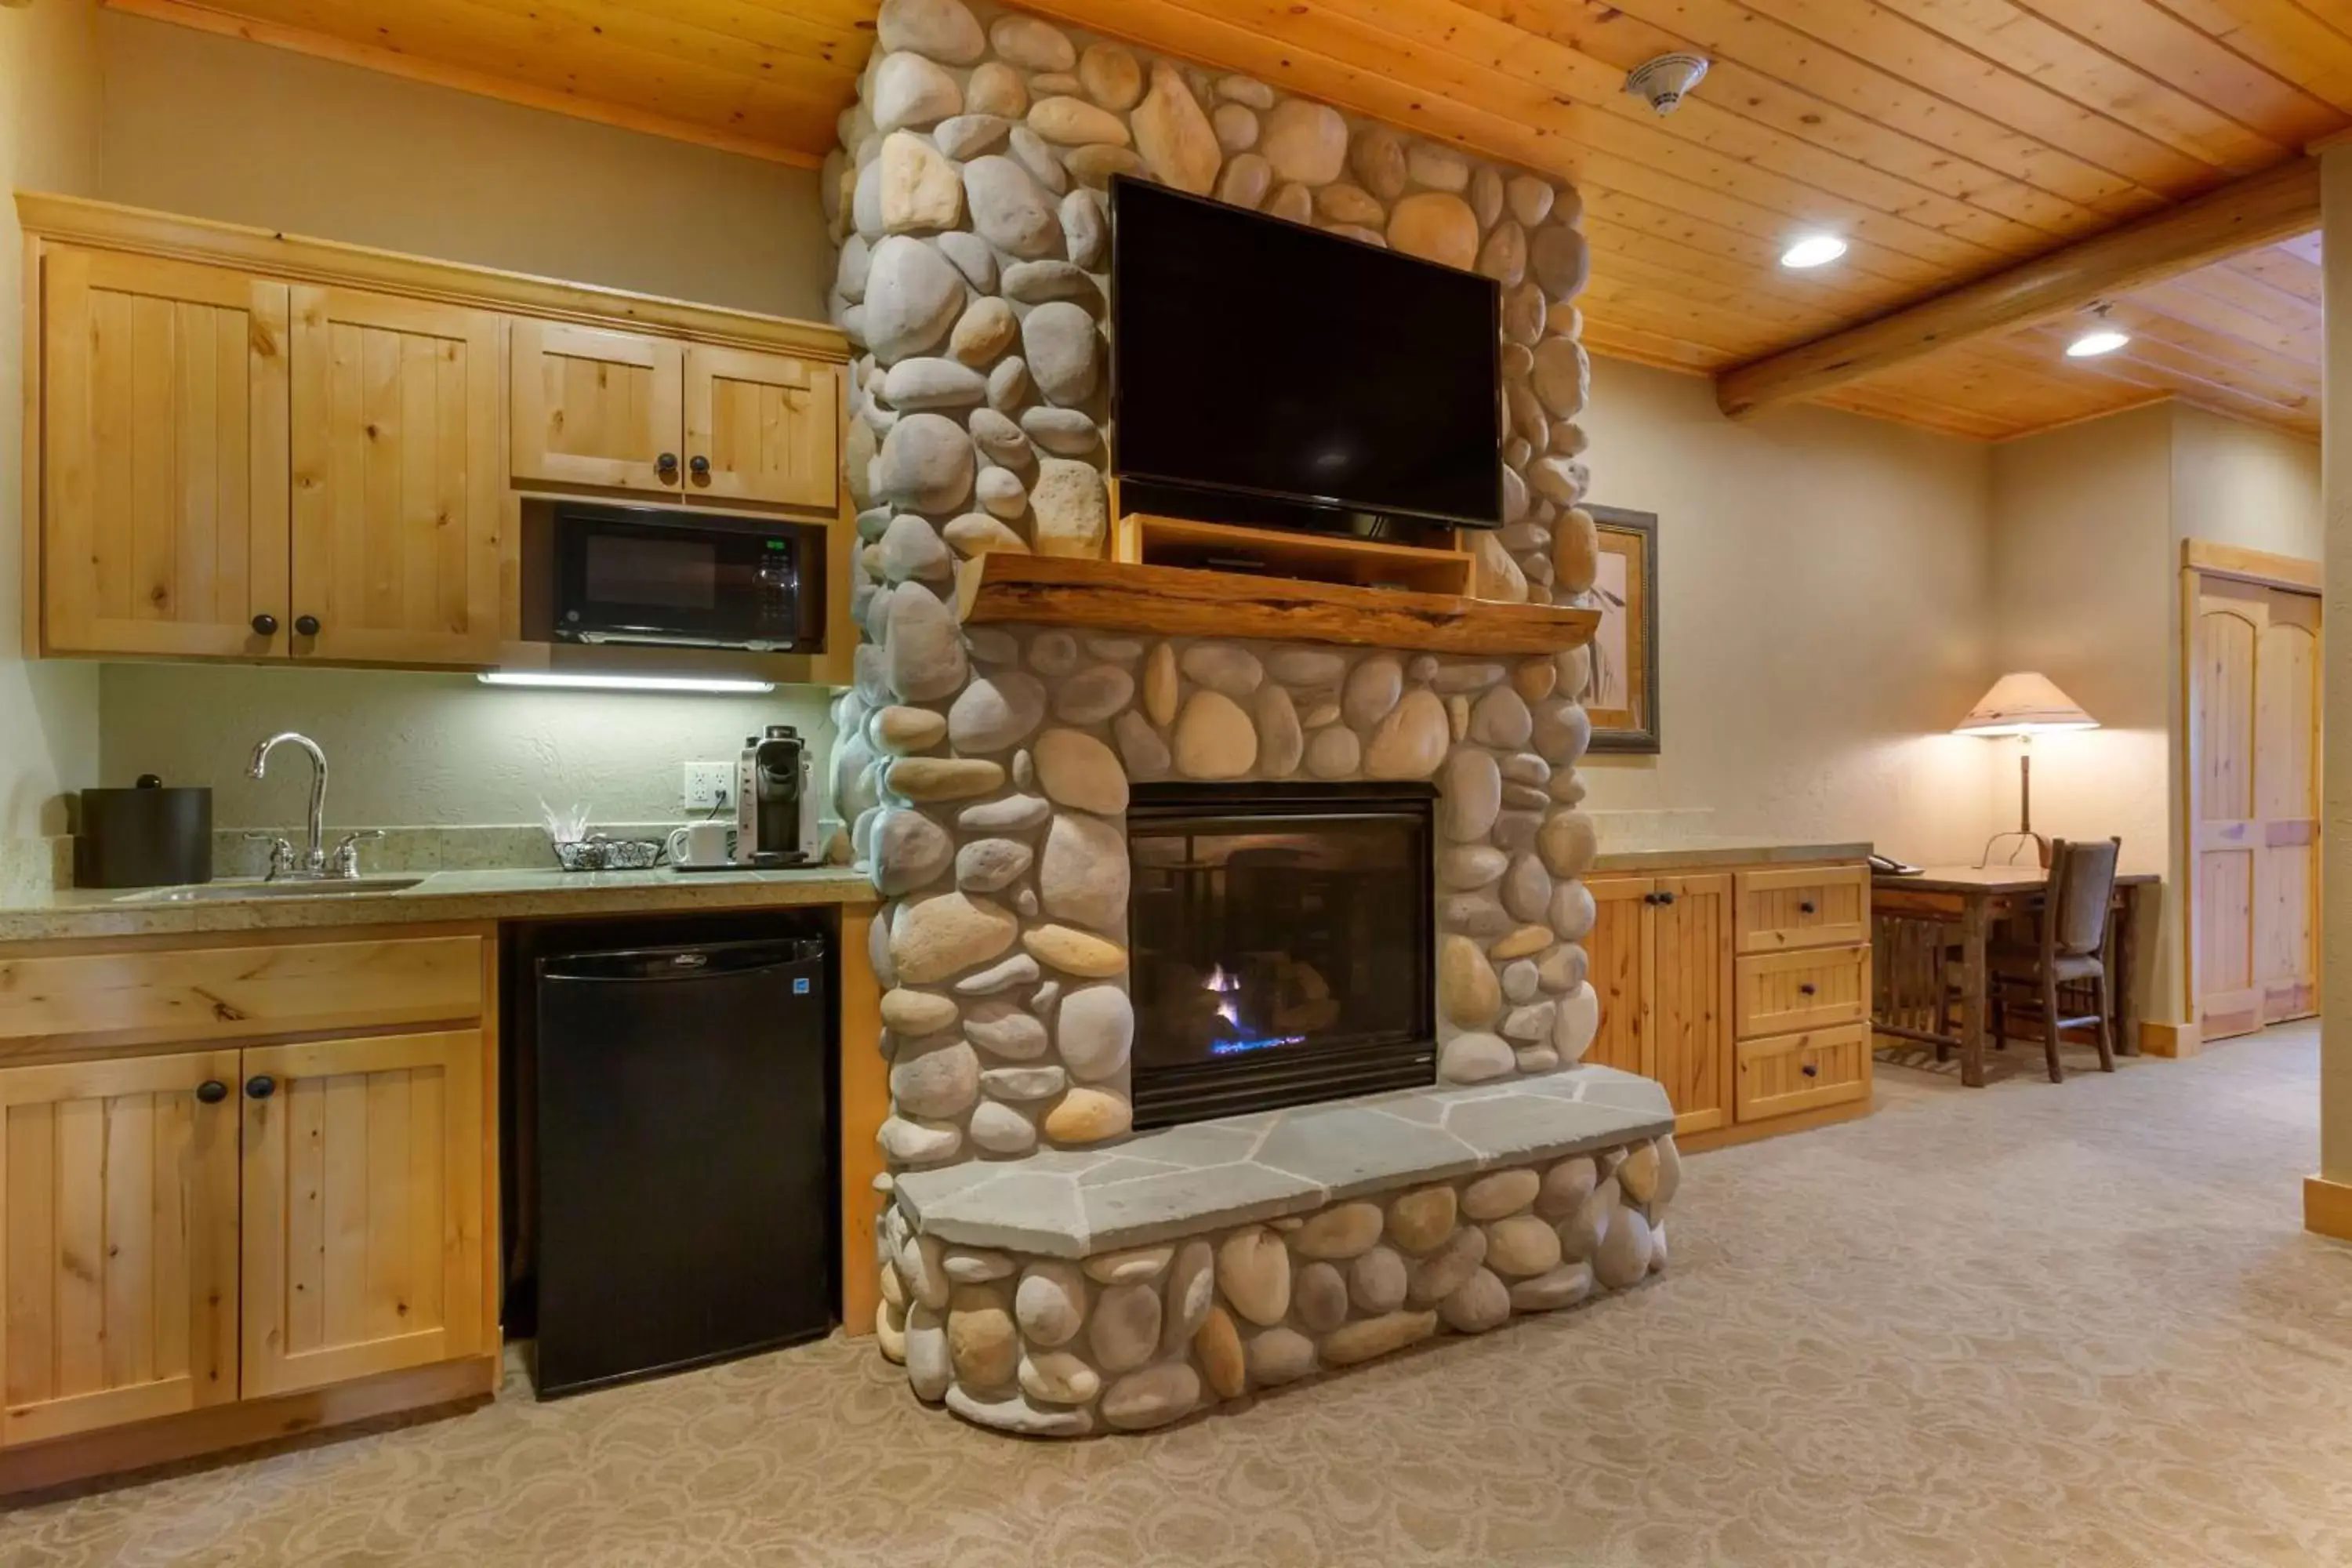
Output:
[956, 554, 1597, 655]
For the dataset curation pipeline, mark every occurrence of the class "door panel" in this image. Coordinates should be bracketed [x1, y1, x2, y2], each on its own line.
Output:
[2253, 598, 2320, 1022]
[240, 1029, 485, 1399]
[289, 287, 503, 665]
[510, 320, 684, 494]
[42, 249, 289, 659]
[0, 1051, 241, 1446]
[1582, 877, 1652, 1078]
[683, 346, 839, 509]
[1651, 874, 1732, 1135]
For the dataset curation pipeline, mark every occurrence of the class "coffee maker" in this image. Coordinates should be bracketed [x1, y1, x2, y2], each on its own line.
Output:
[735, 724, 820, 867]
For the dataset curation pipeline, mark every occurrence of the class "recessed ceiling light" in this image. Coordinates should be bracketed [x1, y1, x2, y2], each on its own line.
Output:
[2065, 327, 2131, 359]
[1780, 234, 1847, 270]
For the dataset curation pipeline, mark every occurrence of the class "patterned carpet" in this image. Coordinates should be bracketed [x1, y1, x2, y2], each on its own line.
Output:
[9, 1025, 2352, 1567]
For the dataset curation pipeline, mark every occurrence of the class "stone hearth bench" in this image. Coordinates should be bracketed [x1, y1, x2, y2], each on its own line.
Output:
[873, 1066, 1679, 1437]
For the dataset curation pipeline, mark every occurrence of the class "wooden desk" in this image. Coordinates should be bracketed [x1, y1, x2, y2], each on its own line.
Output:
[1871, 866, 2159, 1087]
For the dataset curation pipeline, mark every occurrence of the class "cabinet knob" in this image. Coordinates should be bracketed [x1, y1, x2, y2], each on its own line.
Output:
[196, 1080, 228, 1105]
[250, 613, 278, 637]
[1801, 1063, 1820, 1078]
[1798, 901, 1817, 914]
[657, 452, 679, 477]
[245, 1075, 277, 1100]
[689, 454, 712, 478]
[1798, 982, 1818, 996]
[294, 615, 321, 637]
[1659, 891, 1677, 906]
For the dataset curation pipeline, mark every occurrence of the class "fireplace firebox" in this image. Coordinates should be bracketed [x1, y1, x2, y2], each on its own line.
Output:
[1127, 782, 1436, 1127]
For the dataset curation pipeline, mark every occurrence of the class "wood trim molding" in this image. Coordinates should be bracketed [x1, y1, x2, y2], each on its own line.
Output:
[2182, 539, 2323, 594]
[100, 0, 818, 171]
[2304, 1174, 2352, 1243]
[2139, 1020, 2201, 1059]
[1716, 157, 2324, 419]
[16, 192, 848, 361]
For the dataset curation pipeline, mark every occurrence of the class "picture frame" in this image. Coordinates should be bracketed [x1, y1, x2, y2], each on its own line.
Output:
[1581, 505, 1660, 754]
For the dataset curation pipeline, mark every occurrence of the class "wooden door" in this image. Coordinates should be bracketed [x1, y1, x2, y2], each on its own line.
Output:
[2188, 578, 2322, 1038]
[682, 345, 840, 510]
[288, 286, 503, 665]
[1582, 877, 1653, 1077]
[1650, 873, 1733, 1136]
[40, 249, 290, 659]
[510, 319, 684, 494]
[240, 1029, 486, 1399]
[0, 1051, 241, 1446]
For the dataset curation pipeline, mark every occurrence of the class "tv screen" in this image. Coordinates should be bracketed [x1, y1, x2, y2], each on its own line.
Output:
[1110, 178, 1504, 530]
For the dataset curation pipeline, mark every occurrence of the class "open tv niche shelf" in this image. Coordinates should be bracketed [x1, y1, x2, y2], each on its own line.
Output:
[955, 553, 1597, 655]
[1112, 513, 1475, 596]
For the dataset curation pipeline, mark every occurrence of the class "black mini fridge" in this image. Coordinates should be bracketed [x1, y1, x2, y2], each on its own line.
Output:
[531, 933, 831, 1397]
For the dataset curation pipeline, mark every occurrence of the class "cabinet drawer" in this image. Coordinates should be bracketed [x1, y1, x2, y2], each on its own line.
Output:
[1734, 865, 1868, 953]
[1735, 1023, 1872, 1122]
[0, 936, 485, 1057]
[1734, 943, 1869, 1037]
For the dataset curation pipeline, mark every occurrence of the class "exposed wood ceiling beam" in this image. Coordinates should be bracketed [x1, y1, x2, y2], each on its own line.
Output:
[1713, 154, 2322, 418]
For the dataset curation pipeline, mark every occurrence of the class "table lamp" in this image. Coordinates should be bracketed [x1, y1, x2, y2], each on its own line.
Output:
[1955, 672, 2098, 869]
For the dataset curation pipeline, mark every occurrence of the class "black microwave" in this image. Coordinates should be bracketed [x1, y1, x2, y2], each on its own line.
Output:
[550, 503, 822, 652]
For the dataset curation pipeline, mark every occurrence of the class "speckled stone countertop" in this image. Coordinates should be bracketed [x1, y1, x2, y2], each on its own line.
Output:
[0, 865, 877, 942]
[1588, 840, 1873, 873]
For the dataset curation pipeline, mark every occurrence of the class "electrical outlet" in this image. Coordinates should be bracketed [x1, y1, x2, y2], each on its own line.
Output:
[683, 761, 734, 811]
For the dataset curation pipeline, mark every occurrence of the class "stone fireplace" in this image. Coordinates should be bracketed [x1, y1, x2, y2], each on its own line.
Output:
[830, 0, 1679, 1439]
[1128, 781, 1437, 1127]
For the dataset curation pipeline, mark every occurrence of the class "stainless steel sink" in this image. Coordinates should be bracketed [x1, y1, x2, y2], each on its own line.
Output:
[115, 876, 426, 904]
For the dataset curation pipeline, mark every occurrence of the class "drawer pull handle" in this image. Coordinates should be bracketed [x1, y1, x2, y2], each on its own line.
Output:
[1798, 983, 1817, 996]
[1802, 1064, 1820, 1078]
[196, 1080, 228, 1105]
[245, 1075, 277, 1101]
[1798, 901, 1816, 914]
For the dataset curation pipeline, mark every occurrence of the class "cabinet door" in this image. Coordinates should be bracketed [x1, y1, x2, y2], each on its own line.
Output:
[1651, 873, 1733, 1136]
[1583, 877, 1653, 1078]
[41, 249, 290, 659]
[0, 1051, 241, 1446]
[510, 320, 684, 494]
[240, 1029, 487, 1399]
[683, 345, 840, 509]
[289, 286, 503, 665]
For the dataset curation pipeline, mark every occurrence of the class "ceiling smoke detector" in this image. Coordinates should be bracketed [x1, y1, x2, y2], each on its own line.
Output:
[1625, 53, 1710, 115]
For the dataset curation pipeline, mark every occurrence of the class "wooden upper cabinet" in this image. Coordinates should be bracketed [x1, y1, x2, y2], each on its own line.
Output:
[40, 250, 290, 659]
[683, 346, 839, 510]
[510, 320, 684, 495]
[239, 1029, 487, 1399]
[0, 1051, 242, 1447]
[288, 286, 503, 665]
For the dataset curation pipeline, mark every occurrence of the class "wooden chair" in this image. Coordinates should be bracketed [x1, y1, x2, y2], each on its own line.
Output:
[1987, 837, 2122, 1083]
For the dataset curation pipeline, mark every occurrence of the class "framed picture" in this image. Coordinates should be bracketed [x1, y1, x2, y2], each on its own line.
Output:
[1582, 505, 1660, 753]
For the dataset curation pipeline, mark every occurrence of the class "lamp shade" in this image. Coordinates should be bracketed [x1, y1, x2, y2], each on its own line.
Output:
[1955, 672, 2099, 736]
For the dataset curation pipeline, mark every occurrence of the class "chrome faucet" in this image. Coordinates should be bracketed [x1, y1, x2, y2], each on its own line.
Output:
[246, 732, 380, 880]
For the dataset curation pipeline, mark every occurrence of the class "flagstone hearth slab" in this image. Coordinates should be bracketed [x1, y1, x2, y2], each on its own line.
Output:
[891, 1065, 1673, 1258]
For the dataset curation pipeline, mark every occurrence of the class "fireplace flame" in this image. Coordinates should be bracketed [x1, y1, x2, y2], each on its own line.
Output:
[1204, 963, 1240, 1029]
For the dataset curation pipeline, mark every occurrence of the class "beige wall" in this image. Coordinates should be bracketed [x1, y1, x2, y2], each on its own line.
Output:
[0, 0, 101, 848]
[96, 10, 832, 318]
[2171, 405, 2323, 562]
[85, 13, 841, 837]
[1577, 357, 1998, 864]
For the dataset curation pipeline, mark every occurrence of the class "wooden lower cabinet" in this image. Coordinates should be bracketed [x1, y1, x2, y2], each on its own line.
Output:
[0, 927, 497, 1486]
[1587, 858, 1873, 1147]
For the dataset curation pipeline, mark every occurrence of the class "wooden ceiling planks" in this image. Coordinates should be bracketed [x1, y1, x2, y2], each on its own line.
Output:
[108, 0, 2350, 440]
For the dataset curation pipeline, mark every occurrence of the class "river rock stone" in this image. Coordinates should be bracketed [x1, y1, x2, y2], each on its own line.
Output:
[979, 1063, 1065, 1102]
[1536, 941, 1587, 993]
[1595, 1204, 1653, 1289]
[1037, 809, 1127, 932]
[1344, 654, 1403, 728]
[1021, 303, 1099, 408]
[1057, 983, 1134, 1081]
[1216, 151, 1272, 209]
[1531, 223, 1591, 302]
[883, 584, 966, 704]
[1113, 710, 1172, 778]
[1001, 260, 1100, 310]
[1102, 1363, 1199, 1431]
[877, 514, 952, 586]
[1387, 191, 1479, 270]
[1218, 1226, 1291, 1326]
[947, 1283, 1018, 1388]
[1251, 685, 1304, 777]
[881, 987, 960, 1036]
[989, 11, 1074, 67]
[1015, 1260, 1086, 1347]
[1503, 281, 1544, 346]
[1033, 728, 1127, 814]
[1506, 174, 1555, 227]
[1501, 854, 1552, 925]
[1180, 642, 1264, 697]
[1029, 94, 1130, 148]
[875, 412, 973, 514]
[1550, 879, 1598, 942]
[1043, 1084, 1132, 1142]
[1213, 102, 1259, 152]
[967, 1102, 1036, 1155]
[1533, 334, 1589, 418]
[1018, 1349, 1100, 1406]
[1501, 1000, 1557, 1044]
[873, 809, 954, 896]
[946, 1384, 1092, 1436]
[1485, 1214, 1563, 1278]
[1464, 1168, 1541, 1221]
[1406, 1225, 1486, 1305]
[1196, 1305, 1247, 1397]
[1439, 844, 1508, 889]
[1348, 1245, 1409, 1312]
[1055, 664, 1134, 724]
[1021, 406, 1102, 456]
[1439, 1032, 1515, 1084]
[1162, 1240, 1215, 1351]
[1438, 747, 1502, 840]
[1559, 1175, 1617, 1261]
[880, 1115, 962, 1166]
[1537, 811, 1598, 878]
[935, 229, 999, 295]
[1267, 648, 1348, 686]
[1552, 981, 1600, 1062]
[1088, 1281, 1162, 1373]
[1304, 724, 1361, 779]
[1439, 935, 1501, 1026]
[1052, 191, 1106, 273]
[1292, 1202, 1384, 1261]
[1348, 125, 1406, 201]
[906, 1301, 951, 1398]
[873, 705, 949, 761]
[863, 236, 965, 365]
[1130, 62, 1221, 194]
[1030, 457, 1107, 557]
[1261, 99, 1348, 183]
[878, 0, 985, 64]
[1387, 1186, 1457, 1254]
[1510, 1261, 1594, 1313]
[1322, 1309, 1436, 1367]
[1469, 685, 1534, 750]
[1293, 1262, 1349, 1332]
[1619, 1141, 1662, 1206]
[873, 52, 962, 132]
[1494, 926, 1553, 964]
[961, 154, 1061, 260]
[1554, 506, 1599, 594]
[1316, 181, 1385, 227]
[1244, 1326, 1319, 1386]
[1365, 689, 1449, 779]
[948, 672, 1046, 754]
[1533, 699, 1592, 768]
[1064, 144, 1145, 185]
[891, 891, 1018, 985]
[1440, 1266, 1511, 1334]
[1174, 689, 1257, 778]
[1406, 141, 1469, 192]
[962, 998, 1049, 1059]
[956, 793, 1051, 835]
[931, 111, 1009, 162]
[880, 132, 964, 233]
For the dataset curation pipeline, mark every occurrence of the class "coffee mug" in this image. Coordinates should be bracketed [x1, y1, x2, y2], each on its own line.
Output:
[667, 821, 733, 869]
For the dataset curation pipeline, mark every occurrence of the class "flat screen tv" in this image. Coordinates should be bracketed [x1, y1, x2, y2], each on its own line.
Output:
[1110, 177, 1504, 532]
